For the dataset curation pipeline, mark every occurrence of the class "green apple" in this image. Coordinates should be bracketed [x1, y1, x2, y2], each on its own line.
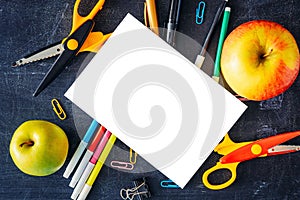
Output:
[221, 20, 299, 101]
[10, 120, 69, 176]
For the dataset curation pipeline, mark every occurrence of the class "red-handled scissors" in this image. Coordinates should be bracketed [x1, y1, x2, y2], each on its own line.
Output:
[202, 131, 300, 190]
[13, 0, 111, 96]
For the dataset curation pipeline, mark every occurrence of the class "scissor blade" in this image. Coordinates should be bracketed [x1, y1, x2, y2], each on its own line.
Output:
[12, 42, 64, 67]
[33, 20, 95, 97]
[267, 145, 300, 156]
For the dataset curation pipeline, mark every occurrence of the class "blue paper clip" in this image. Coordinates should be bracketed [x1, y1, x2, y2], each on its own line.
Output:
[160, 179, 180, 188]
[196, 1, 206, 25]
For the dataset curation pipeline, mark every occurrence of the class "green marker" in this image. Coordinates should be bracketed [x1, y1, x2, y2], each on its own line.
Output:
[213, 7, 231, 83]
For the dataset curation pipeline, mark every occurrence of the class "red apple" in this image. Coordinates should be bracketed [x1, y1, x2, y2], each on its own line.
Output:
[221, 20, 299, 101]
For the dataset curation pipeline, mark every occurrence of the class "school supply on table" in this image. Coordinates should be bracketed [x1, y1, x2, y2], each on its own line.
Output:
[51, 98, 67, 120]
[12, 0, 111, 96]
[196, 1, 206, 25]
[120, 177, 151, 200]
[71, 130, 112, 200]
[63, 120, 100, 178]
[212, 7, 231, 83]
[195, 0, 228, 68]
[65, 14, 247, 188]
[129, 148, 138, 164]
[144, 0, 159, 35]
[110, 147, 137, 170]
[111, 161, 134, 171]
[202, 131, 300, 190]
[69, 126, 106, 187]
[160, 179, 180, 188]
[77, 134, 117, 200]
[165, 0, 182, 46]
[110, 148, 136, 170]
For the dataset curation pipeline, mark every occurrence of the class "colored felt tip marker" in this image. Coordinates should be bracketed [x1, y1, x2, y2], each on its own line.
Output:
[69, 126, 106, 188]
[77, 134, 117, 200]
[71, 130, 112, 200]
[213, 7, 231, 83]
[63, 120, 99, 178]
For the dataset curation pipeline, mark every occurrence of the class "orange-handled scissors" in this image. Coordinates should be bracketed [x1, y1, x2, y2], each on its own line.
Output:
[66, 0, 111, 53]
[202, 131, 300, 190]
[13, 0, 111, 96]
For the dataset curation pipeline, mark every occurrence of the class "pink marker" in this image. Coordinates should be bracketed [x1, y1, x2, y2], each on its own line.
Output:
[71, 130, 112, 199]
[69, 126, 106, 188]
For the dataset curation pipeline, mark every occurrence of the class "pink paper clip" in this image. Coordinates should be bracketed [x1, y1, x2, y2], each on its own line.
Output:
[111, 161, 134, 171]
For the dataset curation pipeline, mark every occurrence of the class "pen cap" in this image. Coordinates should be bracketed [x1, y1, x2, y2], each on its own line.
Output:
[77, 184, 92, 200]
[63, 140, 88, 178]
[69, 150, 94, 188]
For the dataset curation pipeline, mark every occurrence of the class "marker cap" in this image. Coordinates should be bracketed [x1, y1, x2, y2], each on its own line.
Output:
[69, 150, 93, 188]
[71, 162, 95, 199]
[63, 140, 88, 178]
[77, 184, 92, 200]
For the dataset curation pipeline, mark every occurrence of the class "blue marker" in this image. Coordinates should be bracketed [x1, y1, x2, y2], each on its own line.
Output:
[63, 120, 100, 178]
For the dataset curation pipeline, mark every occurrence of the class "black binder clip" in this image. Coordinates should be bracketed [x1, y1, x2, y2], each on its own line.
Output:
[120, 177, 151, 200]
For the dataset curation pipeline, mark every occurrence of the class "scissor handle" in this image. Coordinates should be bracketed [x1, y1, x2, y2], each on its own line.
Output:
[71, 0, 106, 34]
[79, 32, 111, 53]
[202, 162, 239, 190]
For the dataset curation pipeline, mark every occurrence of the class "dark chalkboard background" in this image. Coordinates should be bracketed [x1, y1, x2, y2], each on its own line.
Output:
[0, 0, 299, 199]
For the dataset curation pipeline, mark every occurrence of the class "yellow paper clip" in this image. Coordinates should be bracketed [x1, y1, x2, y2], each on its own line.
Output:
[51, 98, 67, 120]
[130, 148, 138, 164]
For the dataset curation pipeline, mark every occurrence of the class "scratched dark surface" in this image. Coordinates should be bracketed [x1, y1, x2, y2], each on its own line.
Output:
[0, 0, 300, 199]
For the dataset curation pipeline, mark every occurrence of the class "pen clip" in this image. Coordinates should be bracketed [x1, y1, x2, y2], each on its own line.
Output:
[196, 1, 206, 25]
[111, 161, 134, 171]
[129, 148, 138, 164]
[51, 98, 67, 120]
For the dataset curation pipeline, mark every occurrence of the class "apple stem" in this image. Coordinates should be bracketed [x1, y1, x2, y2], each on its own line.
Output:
[20, 141, 34, 147]
[261, 49, 273, 59]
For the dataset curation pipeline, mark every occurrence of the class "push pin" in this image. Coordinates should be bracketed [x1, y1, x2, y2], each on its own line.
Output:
[120, 177, 151, 200]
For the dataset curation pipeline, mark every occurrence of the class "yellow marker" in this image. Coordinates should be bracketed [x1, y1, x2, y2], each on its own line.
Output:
[77, 134, 116, 200]
[51, 98, 67, 120]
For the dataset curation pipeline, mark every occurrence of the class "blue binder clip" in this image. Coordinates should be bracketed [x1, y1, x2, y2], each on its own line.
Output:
[196, 1, 206, 25]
